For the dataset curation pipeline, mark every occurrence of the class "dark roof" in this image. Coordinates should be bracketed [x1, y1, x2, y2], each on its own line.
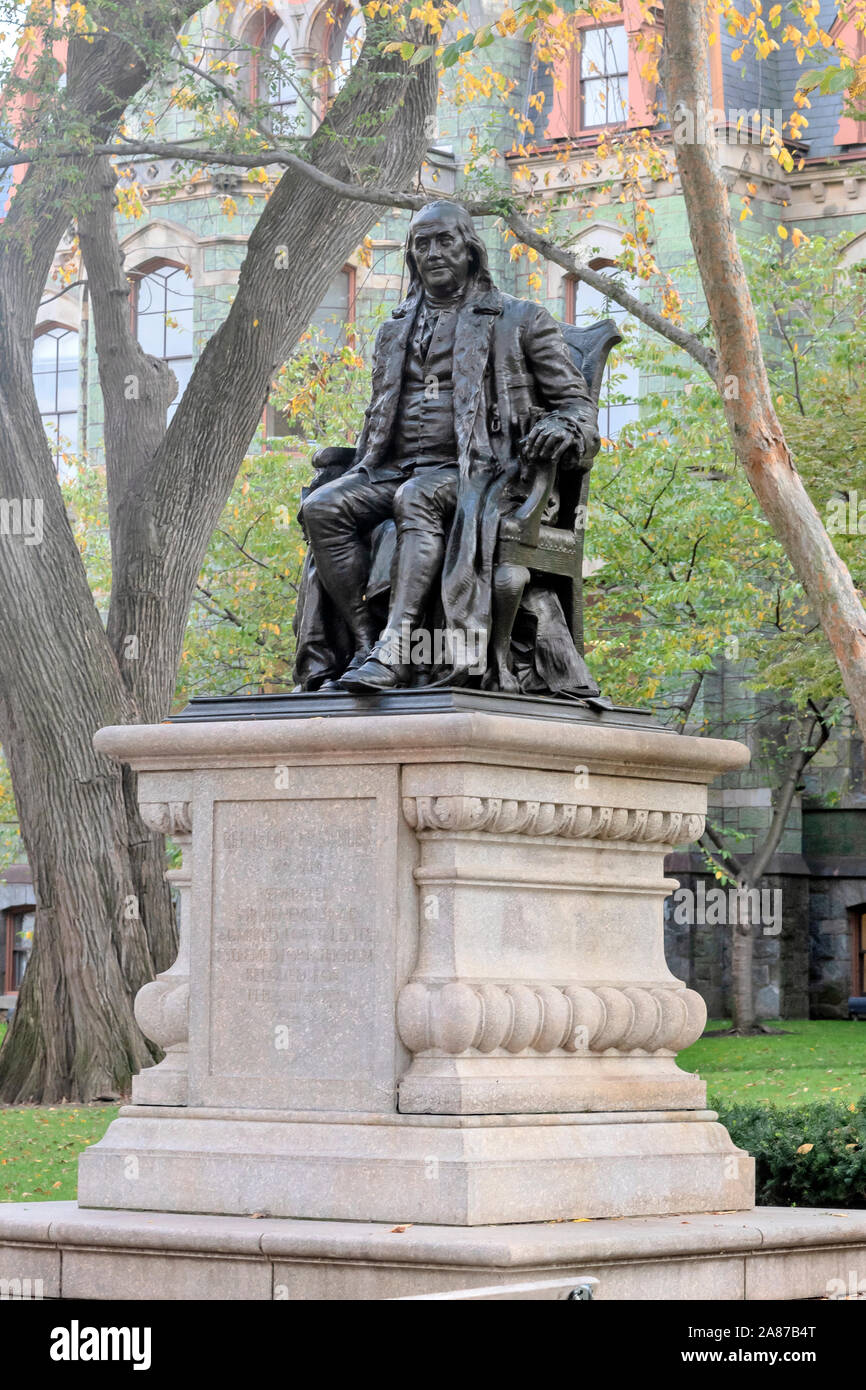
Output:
[2, 864, 32, 884]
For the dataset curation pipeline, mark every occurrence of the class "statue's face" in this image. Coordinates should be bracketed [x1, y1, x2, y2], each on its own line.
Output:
[410, 210, 472, 297]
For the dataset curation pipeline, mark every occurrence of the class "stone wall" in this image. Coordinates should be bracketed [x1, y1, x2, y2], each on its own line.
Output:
[804, 808, 866, 1018]
[663, 863, 810, 1021]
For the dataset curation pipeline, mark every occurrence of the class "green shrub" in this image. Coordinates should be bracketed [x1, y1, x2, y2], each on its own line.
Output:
[715, 1094, 866, 1208]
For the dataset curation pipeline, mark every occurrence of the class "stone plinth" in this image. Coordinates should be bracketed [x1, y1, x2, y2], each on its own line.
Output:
[79, 698, 755, 1224]
[3, 1202, 866, 1301]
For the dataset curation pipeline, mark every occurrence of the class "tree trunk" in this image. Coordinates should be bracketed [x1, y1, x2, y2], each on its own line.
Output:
[104, 15, 439, 722]
[662, 0, 866, 742]
[731, 907, 756, 1033]
[702, 708, 828, 1032]
[0, 10, 437, 1100]
[0, 5, 205, 1101]
[0, 358, 176, 1099]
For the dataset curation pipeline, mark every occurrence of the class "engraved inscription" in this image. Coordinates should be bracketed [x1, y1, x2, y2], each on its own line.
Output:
[209, 798, 376, 1087]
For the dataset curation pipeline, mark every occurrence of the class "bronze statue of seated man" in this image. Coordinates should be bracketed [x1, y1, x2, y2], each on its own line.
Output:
[294, 200, 601, 697]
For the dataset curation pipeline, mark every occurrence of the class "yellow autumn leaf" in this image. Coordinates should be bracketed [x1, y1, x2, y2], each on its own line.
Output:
[777, 223, 788, 239]
[796, 1142, 813, 1154]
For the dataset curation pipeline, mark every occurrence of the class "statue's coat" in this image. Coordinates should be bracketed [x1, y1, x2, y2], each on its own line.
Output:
[349, 285, 599, 654]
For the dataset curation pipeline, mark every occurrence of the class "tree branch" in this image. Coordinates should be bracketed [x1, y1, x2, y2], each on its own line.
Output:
[0, 133, 720, 378]
[747, 708, 830, 882]
[674, 671, 704, 733]
[77, 155, 177, 707]
[700, 817, 746, 882]
[39, 279, 86, 306]
[505, 210, 720, 382]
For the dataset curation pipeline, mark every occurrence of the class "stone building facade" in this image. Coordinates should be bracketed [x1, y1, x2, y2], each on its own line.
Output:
[11, 0, 866, 1018]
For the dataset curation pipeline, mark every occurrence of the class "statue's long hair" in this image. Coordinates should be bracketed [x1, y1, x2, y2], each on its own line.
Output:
[404, 201, 494, 296]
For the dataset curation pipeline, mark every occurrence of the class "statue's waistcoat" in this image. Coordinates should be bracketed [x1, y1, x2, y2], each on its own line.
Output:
[390, 306, 459, 468]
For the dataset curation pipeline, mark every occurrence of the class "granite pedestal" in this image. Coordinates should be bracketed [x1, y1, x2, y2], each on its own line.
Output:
[72, 694, 755, 1230]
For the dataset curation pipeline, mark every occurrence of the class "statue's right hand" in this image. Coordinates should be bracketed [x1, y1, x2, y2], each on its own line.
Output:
[311, 445, 358, 474]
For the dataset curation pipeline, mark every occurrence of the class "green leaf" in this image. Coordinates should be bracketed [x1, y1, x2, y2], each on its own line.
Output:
[798, 65, 854, 96]
[442, 32, 478, 67]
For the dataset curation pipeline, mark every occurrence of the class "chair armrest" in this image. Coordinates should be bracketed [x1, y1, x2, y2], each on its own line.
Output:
[506, 457, 558, 547]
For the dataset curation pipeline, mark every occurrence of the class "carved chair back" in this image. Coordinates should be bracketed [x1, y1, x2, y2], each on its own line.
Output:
[494, 315, 622, 655]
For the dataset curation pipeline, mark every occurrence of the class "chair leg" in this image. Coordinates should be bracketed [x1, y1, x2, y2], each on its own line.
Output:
[485, 562, 530, 693]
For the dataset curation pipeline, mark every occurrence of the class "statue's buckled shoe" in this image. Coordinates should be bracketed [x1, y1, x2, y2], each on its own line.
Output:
[338, 642, 408, 692]
[339, 649, 374, 679]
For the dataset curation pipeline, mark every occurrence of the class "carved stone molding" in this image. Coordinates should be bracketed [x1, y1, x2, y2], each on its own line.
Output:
[139, 801, 192, 837]
[132, 799, 192, 1104]
[134, 977, 190, 1051]
[403, 796, 704, 845]
[397, 981, 706, 1056]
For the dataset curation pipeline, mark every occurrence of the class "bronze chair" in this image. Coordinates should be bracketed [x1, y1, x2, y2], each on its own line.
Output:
[487, 316, 622, 688]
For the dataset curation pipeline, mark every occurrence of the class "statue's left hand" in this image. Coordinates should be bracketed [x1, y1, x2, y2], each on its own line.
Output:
[521, 417, 580, 468]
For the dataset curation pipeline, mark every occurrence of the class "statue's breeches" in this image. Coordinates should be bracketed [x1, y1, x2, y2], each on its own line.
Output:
[301, 469, 397, 545]
[301, 465, 458, 550]
[392, 466, 458, 535]
[300, 465, 459, 641]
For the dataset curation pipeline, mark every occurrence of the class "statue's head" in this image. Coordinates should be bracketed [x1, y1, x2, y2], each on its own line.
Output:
[405, 201, 494, 298]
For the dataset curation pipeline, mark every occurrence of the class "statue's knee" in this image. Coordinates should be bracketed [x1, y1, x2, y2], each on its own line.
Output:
[300, 484, 340, 537]
[392, 479, 422, 528]
[394, 476, 450, 532]
[494, 562, 530, 602]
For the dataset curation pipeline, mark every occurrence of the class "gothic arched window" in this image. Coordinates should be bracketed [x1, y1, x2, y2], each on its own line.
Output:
[33, 325, 78, 463]
[567, 260, 640, 440]
[133, 263, 194, 419]
[329, 6, 364, 96]
[256, 14, 299, 135]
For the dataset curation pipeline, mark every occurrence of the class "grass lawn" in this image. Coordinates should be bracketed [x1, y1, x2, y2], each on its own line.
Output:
[0, 1018, 118, 1202]
[681, 1019, 866, 1107]
[0, 1020, 862, 1203]
[0, 1105, 118, 1202]
[0, 1023, 118, 1200]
